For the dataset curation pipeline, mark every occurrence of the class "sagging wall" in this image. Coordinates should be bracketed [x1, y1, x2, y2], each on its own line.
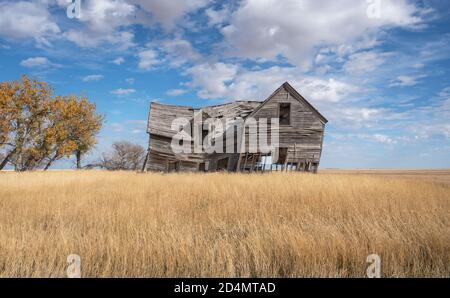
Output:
[147, 134, 241, 172]
[147, 135, 202, 172]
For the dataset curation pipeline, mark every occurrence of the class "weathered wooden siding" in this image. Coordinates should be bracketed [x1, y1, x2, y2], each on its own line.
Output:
[241, 84, 326, 169]
[148, 103, 193, 138]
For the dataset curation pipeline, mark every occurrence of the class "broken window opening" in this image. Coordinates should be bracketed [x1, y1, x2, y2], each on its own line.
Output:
[279, 103, 291, 125]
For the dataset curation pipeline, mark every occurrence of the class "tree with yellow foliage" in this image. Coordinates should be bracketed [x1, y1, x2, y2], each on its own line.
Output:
[0, 76, 51, 171]
[0, 81, 16, 150]
[43, 95, 103, 170]
[0, 75, 103, 171]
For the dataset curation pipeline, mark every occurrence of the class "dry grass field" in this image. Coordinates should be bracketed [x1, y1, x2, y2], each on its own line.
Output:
[0, 170, 449, 278]
[322, 169, 450, 185]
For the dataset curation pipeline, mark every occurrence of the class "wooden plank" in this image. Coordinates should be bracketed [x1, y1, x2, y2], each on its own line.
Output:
[262, 155, 266, 173]
[242, 152, 248, 172]
[250, 154, 256, 173]
[141, 149, 150, 172]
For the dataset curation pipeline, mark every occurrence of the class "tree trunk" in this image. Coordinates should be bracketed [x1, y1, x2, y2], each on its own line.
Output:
[0, 155, 10, 170]
[0, 148, 16, 170]
[23, 155, 36, 171]
[44, 155, 58, 171]
[76, 150, 82, 170]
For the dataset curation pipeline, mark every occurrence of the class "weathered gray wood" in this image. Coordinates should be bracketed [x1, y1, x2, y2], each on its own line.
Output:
[242, 152, 248, 172]
[141, 148, 150, 172]
[250, 154, 255, 173]
[262, 155, 266, 173]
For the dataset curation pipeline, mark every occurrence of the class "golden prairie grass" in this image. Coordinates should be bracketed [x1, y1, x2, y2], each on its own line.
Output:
[0, 171, 449, 277]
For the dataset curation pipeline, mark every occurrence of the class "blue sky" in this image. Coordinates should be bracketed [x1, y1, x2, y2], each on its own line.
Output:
[0, 0, 449, 169]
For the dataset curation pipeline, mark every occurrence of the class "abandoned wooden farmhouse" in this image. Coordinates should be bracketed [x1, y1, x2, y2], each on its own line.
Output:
[144, 82, 327, 173]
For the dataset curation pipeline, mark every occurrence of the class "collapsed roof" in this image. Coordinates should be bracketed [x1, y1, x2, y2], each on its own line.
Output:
[147, 101, 262, 138]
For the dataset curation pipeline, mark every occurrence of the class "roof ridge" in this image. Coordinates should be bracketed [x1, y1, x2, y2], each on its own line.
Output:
[151, 100, 262, 110]
[150, 102, 194, 109]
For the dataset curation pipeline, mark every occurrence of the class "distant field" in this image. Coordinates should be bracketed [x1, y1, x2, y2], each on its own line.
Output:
[322, 169, 450, 185]
[0, 171, 449, 277]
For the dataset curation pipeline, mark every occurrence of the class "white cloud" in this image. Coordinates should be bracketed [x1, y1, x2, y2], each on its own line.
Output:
[62, 0, 137, 49]
[185, 63, 359, 103]
[56, 0, 211, 48]
[332, 107, 386, 127]
[166, 89, 188, 97]
[110, 88, 136, 95]
[0, 1, 60, 46]
[297, 78, 360, 103]
[339, 133, 406, 144]
[137, 49, 160, 70]
[0, 0, 210, 49]
[185, 62, 238, 99]
[390, 75, 426, 87]
[112, 57, 125, 65]
[343, 51, 389, 75]
[20, 57, 52, 68]
[82, 74, 104, 82]
[205, 6, 230, 27]
[221, 0, 425, 69]
[407, 87, 450, 139]
[412, 124, 450, 139]
[64, 30, 135, 49]
[130, 0, 211, 30]
[78, 0, 136, 32]
[158, 37, 200, 67]
[372, 134, 396, 144]
[220, 66, 298, 100]
[438, 87, 450, 101]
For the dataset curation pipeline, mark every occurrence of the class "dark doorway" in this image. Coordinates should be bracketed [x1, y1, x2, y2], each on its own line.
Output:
[168, 161, 179, 173]
[277, 148, 288, 164]
[199, 162, 206, 172]
[217, 158, 229, 171]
